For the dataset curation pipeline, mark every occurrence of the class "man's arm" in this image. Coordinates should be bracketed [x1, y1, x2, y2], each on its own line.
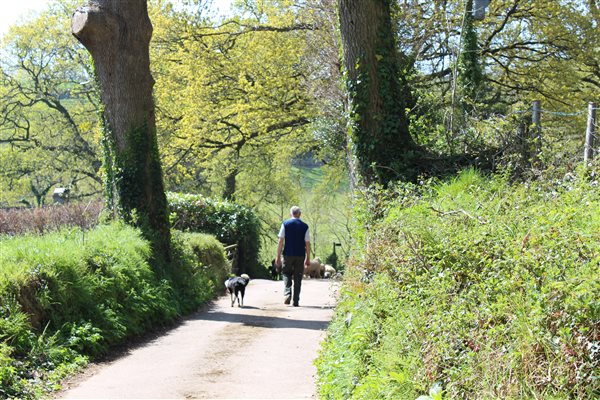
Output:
[304, 241, 311, 267]
[275, 237, 284, 267]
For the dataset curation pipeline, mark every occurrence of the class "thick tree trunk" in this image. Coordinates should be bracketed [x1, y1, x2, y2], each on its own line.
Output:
[338, 0, 416, 186]
[72, 0, 171, 261]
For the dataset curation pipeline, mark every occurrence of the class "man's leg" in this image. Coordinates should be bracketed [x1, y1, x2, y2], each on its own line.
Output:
[292, 258, 304, 306]
[282, 256, 294, 304]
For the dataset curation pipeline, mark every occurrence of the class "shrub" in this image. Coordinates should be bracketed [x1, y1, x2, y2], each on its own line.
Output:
[0, 223, 228, 398]
[168, 192, 262, 277]
[168, 231, 230, 313]
[325, 250, 338, 269]
[0, 201, 103, 236]
[316, 169, 599, 399]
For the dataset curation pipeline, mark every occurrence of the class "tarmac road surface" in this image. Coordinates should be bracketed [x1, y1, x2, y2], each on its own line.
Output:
[57, 278, 338, 399]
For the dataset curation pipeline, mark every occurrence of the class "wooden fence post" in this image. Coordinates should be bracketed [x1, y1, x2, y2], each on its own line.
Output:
[584, 102, 597, 163]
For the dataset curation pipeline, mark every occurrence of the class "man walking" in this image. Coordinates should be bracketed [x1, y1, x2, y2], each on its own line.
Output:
[275, 206, 310, 307]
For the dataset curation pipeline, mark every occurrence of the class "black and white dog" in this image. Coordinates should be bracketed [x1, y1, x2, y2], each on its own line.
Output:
[224, 274, 250, 307]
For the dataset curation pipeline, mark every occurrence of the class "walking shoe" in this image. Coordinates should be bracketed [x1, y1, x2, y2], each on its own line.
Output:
[284, 295, 291, 305]
[293, 302, 299, 307]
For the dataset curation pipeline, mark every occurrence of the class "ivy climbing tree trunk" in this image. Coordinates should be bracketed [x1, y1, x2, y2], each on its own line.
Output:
[458, 0, 484, 111]
[72, 0, 171, 261]
[338, 0, 417, 187]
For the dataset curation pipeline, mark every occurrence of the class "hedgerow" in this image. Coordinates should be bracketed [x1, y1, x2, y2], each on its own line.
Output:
[0, 223, 228, 399]
[167, 192, 262, 276]
[1, 196, 261, 280]
[0, 202, 103, 236]
[316, 168, 599, 399]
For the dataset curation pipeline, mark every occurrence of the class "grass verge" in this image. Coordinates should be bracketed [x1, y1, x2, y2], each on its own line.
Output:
[316, 168, 599, 399]
[0, 223, 229, 399]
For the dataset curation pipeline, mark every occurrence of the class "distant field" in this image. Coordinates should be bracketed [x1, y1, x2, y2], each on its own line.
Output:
[292, 165, 350, 193]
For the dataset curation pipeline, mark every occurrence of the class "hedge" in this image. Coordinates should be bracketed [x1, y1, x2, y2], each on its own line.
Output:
[167, 192, 262, 277]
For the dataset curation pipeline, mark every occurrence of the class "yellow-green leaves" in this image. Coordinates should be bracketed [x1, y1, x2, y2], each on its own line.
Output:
[151, 0, 316, 202]
[0, 0, 101, 206]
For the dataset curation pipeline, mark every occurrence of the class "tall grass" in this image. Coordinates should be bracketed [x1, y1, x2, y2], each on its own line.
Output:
[316, 168, 599, 399]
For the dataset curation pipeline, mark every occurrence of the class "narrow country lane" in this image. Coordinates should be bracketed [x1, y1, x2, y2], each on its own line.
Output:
[57, 279, 338, 399]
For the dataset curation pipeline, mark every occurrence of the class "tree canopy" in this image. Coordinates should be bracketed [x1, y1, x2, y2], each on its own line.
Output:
[0, 1, 101, 206]
[0, 0, 596, 201]
[151, 0, 317, 203]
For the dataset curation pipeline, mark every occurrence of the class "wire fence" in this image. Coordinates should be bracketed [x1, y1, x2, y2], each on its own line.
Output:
[508, 101, 598, 165]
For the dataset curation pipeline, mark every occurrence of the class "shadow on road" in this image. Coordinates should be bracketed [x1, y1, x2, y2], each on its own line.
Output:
[193, 310, 330, 331]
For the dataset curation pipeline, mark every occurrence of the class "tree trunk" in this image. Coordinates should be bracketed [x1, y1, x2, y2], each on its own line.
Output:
[223, 147, 241, 201]
[458, 0, 483, 110]
[72, 0, 171, 261]
[223, 168, 237, 201]
[338, 0, 417, 186]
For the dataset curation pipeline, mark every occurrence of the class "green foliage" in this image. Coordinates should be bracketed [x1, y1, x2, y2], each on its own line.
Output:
[324, 250, 338, 269]
[0, 222, 228, 398]
[168, 192, 261, 276]
[0, 0, 102, 207]
[150, 0, 316, 201]
[317, 169, 599, 399]
[168, 231, 230, 312]
[386, 0, 598, 159]
[1, 0, 597, 208]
